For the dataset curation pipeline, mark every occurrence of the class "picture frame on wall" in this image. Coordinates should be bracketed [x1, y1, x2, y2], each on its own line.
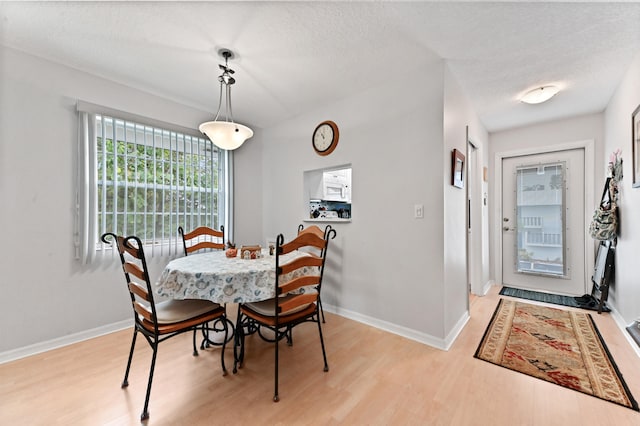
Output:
[452, 148, 465, 189]
[633, 104, 640, 188]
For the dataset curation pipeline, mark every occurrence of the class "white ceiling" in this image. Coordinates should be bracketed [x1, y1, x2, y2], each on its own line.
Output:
[2, 1, 640, 132]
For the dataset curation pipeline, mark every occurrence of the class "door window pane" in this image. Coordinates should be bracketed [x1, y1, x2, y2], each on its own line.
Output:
[516, 163, 566, 277]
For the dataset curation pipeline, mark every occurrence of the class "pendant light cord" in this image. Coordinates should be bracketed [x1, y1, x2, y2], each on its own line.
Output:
[213, 51, 236, 125]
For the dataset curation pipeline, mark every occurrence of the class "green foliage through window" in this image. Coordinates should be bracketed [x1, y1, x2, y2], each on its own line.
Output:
[96, 116, 222, 245]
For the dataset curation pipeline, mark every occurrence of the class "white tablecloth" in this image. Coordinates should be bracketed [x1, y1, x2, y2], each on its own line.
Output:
[156, 249, 317, 304]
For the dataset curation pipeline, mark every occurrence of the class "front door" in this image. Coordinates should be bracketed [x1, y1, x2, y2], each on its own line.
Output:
[501, 149, 585, 295]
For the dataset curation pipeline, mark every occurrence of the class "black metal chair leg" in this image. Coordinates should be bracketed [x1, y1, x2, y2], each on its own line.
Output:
[192, 327, 200, 356]
[199, 326, 205, 350]
[220, 318, 228, 376]
[122, 329, 138, 388]
[141, 344, 159, 421]
[286, 326, 293, 346]
[233, 307, 244, 374]
[316, 316, 329, 372]
[318, 296, 326, 323]
[274, 326, 280, 402]
[200, 321, 211, 349]
[225, 318, 236, 344]
[234, 327, 245, 373]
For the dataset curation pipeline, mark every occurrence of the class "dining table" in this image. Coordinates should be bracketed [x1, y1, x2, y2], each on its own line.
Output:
[155, 248, 318, 304]
[155, 248, 319, 351]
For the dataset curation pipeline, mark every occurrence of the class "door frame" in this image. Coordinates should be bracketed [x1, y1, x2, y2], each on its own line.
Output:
[493, 139, 595, 291]
[467, 132, 484, 296]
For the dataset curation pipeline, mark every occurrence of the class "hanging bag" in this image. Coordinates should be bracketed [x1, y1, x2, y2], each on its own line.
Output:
[589, 177, 617, 241]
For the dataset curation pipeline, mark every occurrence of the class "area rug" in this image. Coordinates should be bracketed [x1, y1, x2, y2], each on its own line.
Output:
[475, 299, 638, 411]
[499, 286, 610, 312]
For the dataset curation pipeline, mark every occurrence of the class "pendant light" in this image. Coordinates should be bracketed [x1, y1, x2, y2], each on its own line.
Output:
[199, 49, 253, 150]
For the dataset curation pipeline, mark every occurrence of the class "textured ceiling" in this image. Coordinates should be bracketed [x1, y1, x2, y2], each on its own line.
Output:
[2, 1, 640, 132]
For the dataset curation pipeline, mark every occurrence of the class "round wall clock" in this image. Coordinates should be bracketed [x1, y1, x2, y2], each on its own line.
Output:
[312, 120, 339, 156]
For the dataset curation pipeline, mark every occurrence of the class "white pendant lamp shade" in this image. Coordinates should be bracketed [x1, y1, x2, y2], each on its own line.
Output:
[520, 85, 560, 104]
[199, 121, 253, 151]
[200, 49, 253, 150]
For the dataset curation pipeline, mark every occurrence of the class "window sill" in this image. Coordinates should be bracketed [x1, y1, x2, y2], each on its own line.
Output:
[303, 218, 351, 223]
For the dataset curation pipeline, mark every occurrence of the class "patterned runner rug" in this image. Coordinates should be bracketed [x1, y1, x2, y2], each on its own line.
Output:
[475, 299, 638, 411]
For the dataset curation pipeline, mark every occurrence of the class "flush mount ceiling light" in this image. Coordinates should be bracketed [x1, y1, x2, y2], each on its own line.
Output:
[520, 85, 560, 104]
[199, 49, 253, 150]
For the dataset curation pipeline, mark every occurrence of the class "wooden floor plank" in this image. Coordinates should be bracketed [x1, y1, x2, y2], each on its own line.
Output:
[1, 285, 639, 425]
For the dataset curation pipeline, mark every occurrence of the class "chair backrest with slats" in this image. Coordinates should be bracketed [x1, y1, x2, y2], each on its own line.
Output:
[102, 233, 159, 333]
[274, 228, 336, 317]
[297, 224, 333, 256]
[297, 224, 333, 241]
[178, 225, 225, 256]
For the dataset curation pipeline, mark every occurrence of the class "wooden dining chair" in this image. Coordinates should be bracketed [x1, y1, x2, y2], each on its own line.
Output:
[297, 224, 334, 322]
[178, 225, 225, 256]
[101, 233, 229, 421]
[179, 225, 233, 347]
[233, 227, 336, 402]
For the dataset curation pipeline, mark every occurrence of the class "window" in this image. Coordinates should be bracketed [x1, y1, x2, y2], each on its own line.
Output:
[303, 165, 352, 220]
[515, 163, 565, 276]
[77, 103, 230, 263]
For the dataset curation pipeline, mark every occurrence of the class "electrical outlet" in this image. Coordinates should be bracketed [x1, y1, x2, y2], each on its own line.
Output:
[414, 204, 424, 219]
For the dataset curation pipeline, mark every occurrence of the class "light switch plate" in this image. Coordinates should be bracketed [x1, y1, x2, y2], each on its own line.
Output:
[414, 204, 424, 219]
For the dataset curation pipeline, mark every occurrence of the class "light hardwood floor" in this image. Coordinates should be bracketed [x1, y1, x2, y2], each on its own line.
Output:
[2, 285, 640, 425]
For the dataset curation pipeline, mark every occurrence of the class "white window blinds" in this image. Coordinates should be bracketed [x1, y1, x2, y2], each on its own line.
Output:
[76, 102, 230, 263]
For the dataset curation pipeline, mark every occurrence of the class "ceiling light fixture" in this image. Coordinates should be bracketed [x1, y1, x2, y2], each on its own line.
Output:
[520, 85, 560, 104]
[199, 49, 253, 150]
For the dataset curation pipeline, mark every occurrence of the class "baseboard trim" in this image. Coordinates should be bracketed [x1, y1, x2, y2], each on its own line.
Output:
[481, 280, 494, 296]
[3, 305, 474, 363]
[626, 322, 640, 348]
[608, 305, 640, 359]
[0, 319, 132, 364]
[445, 310, 471, 350]
[323, 304, 467, 351]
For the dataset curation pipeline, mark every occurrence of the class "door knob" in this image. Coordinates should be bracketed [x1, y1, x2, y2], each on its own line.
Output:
[503, 226, 511, 231]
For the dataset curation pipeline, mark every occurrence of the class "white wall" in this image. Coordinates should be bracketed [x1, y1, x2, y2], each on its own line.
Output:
[233, 129, 264, 246]
[255, 60, 485, 347]
[0, 45, 481, 356]
[489, 113, 604, 289]
[259, 61, 455, 344]
[0, 47, 264, 354]
[443, 65, 489, 331]
[603, 52, 640, 325]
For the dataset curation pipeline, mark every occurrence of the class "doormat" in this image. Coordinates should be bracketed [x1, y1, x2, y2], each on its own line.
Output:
[499, 286, 610, 312]
[475, 299, 638, 411]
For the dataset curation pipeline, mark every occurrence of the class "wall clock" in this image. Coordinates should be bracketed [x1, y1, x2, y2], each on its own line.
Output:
[312, 120, 339, 156]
